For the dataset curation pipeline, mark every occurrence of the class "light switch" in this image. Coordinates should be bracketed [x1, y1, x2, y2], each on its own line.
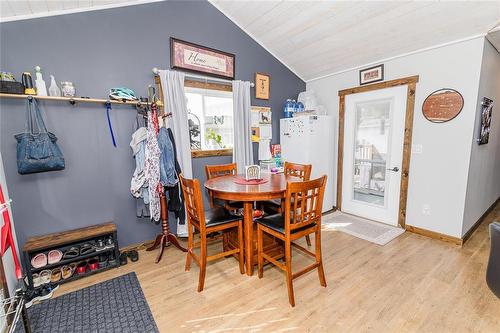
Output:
[412, 144, 423, 154]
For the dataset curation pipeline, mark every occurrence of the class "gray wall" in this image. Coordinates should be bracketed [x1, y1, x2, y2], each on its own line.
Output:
[462, 39, 500, 235]
[0, 0, 305, 249]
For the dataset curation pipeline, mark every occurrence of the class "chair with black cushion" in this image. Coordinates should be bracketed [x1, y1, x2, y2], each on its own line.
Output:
[256, 175, 327, 306]
[487, 222, 500, 298]
[261, 162, 313, 246]
[205, 163, 244, 211]
[180, 174, 244, 292]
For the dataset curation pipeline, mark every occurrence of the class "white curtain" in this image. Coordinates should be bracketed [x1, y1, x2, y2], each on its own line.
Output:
[232, 80, 253, 173]
[159, 70, 192, 237]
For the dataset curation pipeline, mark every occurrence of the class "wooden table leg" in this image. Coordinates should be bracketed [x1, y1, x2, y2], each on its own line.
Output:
[243, 201, 254, 276]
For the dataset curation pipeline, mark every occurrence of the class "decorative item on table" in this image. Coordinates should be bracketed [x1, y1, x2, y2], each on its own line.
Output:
[0, 71, 24, 94]
[260, 159, 276, 173]
[478, 97, 493, 145]
[359, 64, 384, 85]
[21, 72, 36, 95]
[170, 37, 235, 80]
[245, 165, 261, 181]
[48, 75, 61, 96]
[255, 72, 270, 100]
[60, 81, 76, 97]
[109, 87, 138, 101]
[422, 88, 464, 123]
[15, 96, 65, 174]
[34, 65, 47, 96]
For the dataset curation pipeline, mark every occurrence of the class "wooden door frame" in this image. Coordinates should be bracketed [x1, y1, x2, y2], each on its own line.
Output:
[337, 75, 419, 228]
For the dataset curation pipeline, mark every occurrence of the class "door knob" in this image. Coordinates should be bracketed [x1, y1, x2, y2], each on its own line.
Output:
[387, 167, 399, 172]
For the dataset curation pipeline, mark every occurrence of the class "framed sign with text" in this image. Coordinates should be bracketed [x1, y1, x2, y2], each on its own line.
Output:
[170, 38, 235, 80]
[255, 72, 270, 99]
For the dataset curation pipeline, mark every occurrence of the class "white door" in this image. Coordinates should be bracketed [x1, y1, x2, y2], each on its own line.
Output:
[341, 85, 407, 226]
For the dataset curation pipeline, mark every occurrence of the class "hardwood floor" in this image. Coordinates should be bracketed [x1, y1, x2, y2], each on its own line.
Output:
[56, 204, 500, 332]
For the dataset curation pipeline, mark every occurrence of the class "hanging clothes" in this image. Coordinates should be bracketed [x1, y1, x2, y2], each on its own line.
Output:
[130, 126, 150, 218]
[144, 106, 161, 222]
[158, 127, 178, 187]
[166, 127, 185, 225]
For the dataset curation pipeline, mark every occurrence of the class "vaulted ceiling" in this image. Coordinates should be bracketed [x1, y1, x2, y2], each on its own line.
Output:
[1, 1, 499, 81]
[210, 1, 500, 81]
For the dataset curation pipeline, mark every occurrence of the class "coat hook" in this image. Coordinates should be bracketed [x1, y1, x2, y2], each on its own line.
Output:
[69, 98, 76, 105]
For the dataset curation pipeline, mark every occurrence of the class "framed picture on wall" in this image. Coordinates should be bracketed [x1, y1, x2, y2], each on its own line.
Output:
[170, 37, 235, 80]
[255, 72, 270, 99]
[478, 97, 493, 145]
[359, 64, 384, 85]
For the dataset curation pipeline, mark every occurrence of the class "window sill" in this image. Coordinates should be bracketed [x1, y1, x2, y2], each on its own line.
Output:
[191, 149, 233, 158]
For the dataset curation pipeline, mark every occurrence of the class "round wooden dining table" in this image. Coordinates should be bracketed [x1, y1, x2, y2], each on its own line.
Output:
[205, 172, 296, 276]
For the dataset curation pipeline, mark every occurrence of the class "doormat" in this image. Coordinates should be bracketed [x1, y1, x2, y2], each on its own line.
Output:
[323, 211, 405, 245]
[17, 272, 158, 333]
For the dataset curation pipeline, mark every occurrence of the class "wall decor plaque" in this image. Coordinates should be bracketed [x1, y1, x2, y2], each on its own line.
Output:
[422, 88, 464, 123]
[170, 38, 235, 80]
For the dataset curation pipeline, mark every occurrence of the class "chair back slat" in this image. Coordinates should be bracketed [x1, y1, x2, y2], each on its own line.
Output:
[205, 163, 238, 179]
[284, 176, 327, 233]
[284, 162, 312, 181]
[180, 175, 206, 230]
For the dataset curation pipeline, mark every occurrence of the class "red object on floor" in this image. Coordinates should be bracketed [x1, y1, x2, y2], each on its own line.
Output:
[0, 185, 22, 279]
[234, 177, 269, 185]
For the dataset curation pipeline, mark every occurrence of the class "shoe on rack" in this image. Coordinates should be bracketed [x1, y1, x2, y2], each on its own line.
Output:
[95, 239, 106, 252]
[105, 237, 115, 249]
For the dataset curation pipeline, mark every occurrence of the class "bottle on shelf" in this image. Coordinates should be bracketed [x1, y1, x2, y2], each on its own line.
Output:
[283, 99, 294, 118]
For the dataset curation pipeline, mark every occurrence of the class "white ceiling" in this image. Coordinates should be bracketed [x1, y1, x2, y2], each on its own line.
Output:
[210, 1, 500, 81]
[1, 1, 499, 81]
[0, 0, 157, 21]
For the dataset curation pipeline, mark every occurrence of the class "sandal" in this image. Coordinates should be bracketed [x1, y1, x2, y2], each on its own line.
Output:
[39, 270, 51, 285]
[127, 250, 139, 262]
[48, 249, 63, 265]
[119, 252, 128, 266]
[62, 247, 80, 260]
[32, 273, 41, 288]
[61, 265, 73, 280]
[50, 268, 61, 283]
[80, 243, 95, 255]
[31, 253, 47, 269]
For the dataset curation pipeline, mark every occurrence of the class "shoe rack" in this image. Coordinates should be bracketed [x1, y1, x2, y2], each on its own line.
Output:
[22, 222, 120, 290]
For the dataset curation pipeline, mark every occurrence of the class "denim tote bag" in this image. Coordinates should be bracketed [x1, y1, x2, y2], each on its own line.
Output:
[14, 97, 65, 174]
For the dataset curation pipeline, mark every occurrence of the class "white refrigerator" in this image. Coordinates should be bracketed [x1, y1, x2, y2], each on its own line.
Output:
[280, 115, 335, 212]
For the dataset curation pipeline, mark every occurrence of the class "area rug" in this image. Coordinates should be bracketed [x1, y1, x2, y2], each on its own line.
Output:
[17, 272, 158, 333]
[323, 211, 405, 245]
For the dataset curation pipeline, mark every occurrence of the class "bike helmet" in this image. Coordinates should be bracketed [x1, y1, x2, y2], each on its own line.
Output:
[109, 87, 138, 101]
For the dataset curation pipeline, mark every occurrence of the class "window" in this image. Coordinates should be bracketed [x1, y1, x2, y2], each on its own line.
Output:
[185, 81, 233, 157]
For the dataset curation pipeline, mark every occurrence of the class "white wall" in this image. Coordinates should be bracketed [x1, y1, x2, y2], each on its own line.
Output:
[0, 152, 21, 296]
[463, 39, 500, 235]
[307, 37, 484, 238]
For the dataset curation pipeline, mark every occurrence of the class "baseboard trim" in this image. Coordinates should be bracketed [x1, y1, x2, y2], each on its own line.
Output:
[461, 196, 500, 245]
[405, 225, 462, 246]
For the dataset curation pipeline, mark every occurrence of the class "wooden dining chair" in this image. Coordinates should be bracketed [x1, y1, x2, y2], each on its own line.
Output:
[205, 163, 243, 210]
[262, 162, 313, 246]
[256, 175, 327, 307]
[180, 175, 245, 292]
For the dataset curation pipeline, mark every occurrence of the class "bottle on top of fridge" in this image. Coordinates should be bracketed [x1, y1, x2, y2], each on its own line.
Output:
[296, 101, 305, 113]
[283, 99, 294, 118]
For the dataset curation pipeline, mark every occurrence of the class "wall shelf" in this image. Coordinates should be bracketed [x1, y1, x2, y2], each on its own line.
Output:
[0, 93, 163, 107]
